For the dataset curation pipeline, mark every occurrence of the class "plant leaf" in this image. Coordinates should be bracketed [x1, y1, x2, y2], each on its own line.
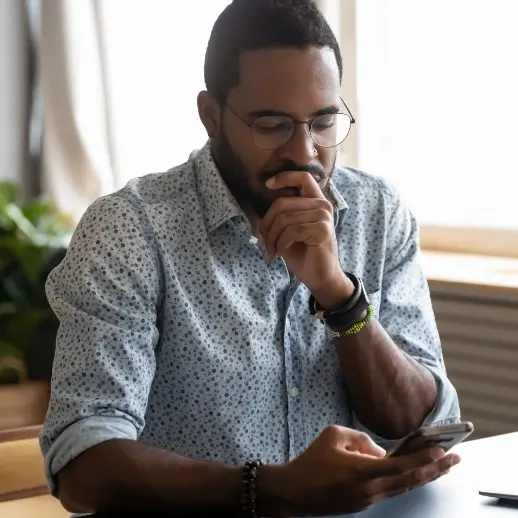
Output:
[1, 308, 54, 352]
[0, 302, 17, 316]
[0, 340, 27, 384]
[3, 203, 43, 244]
[0, 237, 46, 284]
[0, 182, 18, 206]
[22, 199, 54, 225]
[0, 340, 24, 360]
[1, 272, 32, 307]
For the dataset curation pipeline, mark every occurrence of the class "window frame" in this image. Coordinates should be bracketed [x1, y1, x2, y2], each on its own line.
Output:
[336, 0, 518, 260]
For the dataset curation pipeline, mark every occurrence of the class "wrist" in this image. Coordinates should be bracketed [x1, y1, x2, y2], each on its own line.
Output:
[257, 464, 298, 517]
[310, 272, 355, 312]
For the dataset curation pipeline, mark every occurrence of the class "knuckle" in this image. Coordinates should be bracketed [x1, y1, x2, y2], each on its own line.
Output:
[321, 220, 335, 237]
[350, 430, 372, 449]
[420, 446, 443, 463]
[357, 431, 371, 444]
[276, 197, 290, 210]
[303, 171, 313, 183]
[317, 208, 330, 221]
[322, 424, 348, 445]
[317, 221, 328, 234]
[388, 463, 407, 478]
[318, 198, 333, 213]
[360, 480, 378, 502]
[410, 470, 427, 487]
[323, 424, 343, 438]
[277, 212, 291, 226]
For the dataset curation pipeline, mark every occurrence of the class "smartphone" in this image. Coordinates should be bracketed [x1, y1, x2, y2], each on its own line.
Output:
[388, 421, 474, 457]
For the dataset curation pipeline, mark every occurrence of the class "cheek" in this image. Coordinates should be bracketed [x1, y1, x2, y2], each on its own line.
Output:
[227, 126, 274, 180]
[318, 148, 337, 171]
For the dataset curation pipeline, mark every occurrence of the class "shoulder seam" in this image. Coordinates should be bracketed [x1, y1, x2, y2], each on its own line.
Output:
[110, 191, 166, 315]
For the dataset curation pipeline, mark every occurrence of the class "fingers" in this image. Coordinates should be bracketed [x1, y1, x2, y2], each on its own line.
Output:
[266, 171, 325, 199]
[262, 209, 329, 259]
[360, 446, 448, 479]
[322, 426, 386, 458]
[374, 453, 460, 502]
[355, 450, 460, 508]
[274, 221, 332, 255]
[260, 197, 332, 245]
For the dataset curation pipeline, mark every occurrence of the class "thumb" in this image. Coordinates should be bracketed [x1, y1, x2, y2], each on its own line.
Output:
[324, 425, 386, 458]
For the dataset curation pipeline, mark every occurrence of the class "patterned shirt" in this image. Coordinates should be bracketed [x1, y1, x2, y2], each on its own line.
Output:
[40, 141, 460, 494]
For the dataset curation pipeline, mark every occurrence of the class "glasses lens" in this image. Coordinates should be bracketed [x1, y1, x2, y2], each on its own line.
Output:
[310, 113, 351, 148]
[252, 116, 294, 149]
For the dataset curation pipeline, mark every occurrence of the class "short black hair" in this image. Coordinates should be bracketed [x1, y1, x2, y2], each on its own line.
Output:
[204, 0, 343, 103]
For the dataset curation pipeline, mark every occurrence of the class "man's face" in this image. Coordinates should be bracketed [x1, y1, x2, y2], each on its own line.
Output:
[211, 47, 341, 218]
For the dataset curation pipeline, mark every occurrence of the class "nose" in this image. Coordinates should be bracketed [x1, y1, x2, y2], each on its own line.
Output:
[280, 123, 317, 165]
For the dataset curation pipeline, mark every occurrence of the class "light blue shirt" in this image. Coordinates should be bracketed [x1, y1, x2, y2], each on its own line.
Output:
[41, 142, 460, 494]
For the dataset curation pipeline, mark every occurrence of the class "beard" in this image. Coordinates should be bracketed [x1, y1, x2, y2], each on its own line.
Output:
[212, 130, 336, 218]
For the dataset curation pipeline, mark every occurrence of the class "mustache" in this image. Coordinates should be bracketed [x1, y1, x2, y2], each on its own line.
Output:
[261, 162, 328, 182]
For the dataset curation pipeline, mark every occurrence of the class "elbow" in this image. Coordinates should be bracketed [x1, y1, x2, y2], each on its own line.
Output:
[56, 463, 104, 514]
[59, 492, 90, 515]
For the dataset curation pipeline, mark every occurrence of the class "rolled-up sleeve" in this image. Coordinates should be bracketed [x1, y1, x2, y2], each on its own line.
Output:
[352, 186, 461, 447]
[40, 193, 162, 495]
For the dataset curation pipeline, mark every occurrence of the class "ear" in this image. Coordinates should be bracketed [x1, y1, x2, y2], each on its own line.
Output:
[197, 91, 221, 138]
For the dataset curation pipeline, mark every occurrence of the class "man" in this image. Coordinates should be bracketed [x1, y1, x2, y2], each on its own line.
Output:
[40, 0, 461, 516]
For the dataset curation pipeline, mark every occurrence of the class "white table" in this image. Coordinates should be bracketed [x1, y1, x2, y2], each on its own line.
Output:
[87, 433, 518, 518]
[353, 432, 518, 518]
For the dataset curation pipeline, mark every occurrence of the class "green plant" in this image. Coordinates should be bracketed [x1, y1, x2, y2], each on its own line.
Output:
[0, 181, 73, 384]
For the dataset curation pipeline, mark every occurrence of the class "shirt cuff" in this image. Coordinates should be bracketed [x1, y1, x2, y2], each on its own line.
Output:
[351, 362, 461, 450]
[43, 415, 138, 496]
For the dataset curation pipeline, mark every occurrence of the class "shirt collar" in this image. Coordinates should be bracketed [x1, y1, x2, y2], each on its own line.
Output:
[192, 142, 244, 233]
[192, 140, 348, 234]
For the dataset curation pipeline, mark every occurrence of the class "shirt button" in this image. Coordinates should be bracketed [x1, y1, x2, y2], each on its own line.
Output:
[289, 387, 299, 397]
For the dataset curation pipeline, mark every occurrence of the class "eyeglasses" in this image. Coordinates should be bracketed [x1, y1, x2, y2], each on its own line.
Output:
[224, 98, 355, 150]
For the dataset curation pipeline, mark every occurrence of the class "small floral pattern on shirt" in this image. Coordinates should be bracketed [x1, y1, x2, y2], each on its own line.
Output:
[40, 141, 460, 494]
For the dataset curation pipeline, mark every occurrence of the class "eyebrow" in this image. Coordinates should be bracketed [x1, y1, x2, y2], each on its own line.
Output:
[247, 104, 341, 119]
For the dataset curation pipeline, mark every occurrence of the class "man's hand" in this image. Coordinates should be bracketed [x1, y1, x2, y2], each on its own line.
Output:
[260, 425, 460, 517]
[260, 171, 353, 308]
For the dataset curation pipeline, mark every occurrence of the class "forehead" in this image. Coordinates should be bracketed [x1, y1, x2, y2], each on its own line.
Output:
[231, 47, 341, 115]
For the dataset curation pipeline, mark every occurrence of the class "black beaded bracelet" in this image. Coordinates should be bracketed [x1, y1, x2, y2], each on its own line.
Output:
[242, 459, 263, 518]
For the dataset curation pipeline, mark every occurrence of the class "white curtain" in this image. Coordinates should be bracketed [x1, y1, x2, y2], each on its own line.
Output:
[0, 0, 28, 186]
[38, 0, 231, 221]
[38, 0, 358, 221]
[39, 0, 115, 220]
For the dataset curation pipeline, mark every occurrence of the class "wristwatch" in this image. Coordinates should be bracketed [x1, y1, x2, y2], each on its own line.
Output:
[309, 272, 371, 336]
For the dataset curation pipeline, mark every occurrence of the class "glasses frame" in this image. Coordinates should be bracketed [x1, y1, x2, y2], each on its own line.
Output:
[223, 97, 356, 150]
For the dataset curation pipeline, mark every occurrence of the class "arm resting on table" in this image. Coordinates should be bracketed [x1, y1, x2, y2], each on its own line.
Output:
[57, 438, 286, 516]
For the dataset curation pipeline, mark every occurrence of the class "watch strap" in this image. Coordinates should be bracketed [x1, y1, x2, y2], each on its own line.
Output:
[309, 273, 371, 332]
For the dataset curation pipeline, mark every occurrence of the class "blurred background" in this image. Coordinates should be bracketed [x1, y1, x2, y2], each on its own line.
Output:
[1, 0, 517, 514]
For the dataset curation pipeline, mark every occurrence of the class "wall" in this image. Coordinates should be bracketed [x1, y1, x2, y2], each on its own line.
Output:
[0, 0, 27, 182]
[430, 279, 518, 440]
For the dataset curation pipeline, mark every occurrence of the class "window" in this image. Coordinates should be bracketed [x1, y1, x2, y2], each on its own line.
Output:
[98, 0, 231, 183]
[354, 0, 518, 257]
